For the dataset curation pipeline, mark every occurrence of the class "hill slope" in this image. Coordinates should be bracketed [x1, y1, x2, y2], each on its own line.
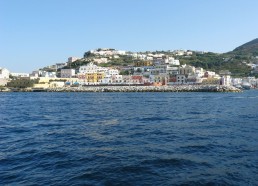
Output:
[232, 38, 258, 56]
[178, 39, 258, 77]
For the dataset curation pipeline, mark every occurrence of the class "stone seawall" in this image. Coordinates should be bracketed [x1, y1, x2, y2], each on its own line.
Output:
[46, 85, 242, 92]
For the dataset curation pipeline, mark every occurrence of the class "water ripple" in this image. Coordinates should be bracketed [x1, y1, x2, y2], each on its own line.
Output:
[0, 91, 258, 185]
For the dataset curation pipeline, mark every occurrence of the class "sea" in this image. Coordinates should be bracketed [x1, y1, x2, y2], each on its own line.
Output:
[0, 90, 258, 185]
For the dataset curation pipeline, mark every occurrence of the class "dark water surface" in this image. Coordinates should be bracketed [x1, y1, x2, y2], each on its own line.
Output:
[1, 91, 258, 185]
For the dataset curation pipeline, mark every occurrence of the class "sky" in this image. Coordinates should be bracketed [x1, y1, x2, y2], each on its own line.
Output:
[0, 0, 258, 73]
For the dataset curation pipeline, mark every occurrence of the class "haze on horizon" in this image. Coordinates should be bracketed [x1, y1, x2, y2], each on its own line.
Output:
[0, 0, 258, 73]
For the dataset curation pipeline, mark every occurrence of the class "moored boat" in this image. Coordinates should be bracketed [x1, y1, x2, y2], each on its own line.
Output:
[32, 88, 47, 92]
[241, 82, 251, 90]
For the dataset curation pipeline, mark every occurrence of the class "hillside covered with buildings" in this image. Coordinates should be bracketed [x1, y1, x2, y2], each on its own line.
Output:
[1, 39, 258, 90]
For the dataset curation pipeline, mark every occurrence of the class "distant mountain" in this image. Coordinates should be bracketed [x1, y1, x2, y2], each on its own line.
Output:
[232, 38, 258, 56]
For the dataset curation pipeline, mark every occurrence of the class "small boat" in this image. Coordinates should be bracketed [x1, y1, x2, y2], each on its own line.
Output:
[234, 84, 243, 89]
[32, 88, 47, 92]
[241, 82, 251, 90]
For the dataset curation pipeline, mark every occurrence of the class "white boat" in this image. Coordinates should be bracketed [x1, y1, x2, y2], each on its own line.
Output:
[241, 82, 251, 90]
[234, 84, 242, 89]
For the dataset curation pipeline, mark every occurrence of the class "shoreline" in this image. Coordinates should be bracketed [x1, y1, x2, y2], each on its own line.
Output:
[1, 85, 242, 92]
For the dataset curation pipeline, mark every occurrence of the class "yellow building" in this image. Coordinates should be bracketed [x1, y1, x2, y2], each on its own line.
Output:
[134, 61, 153, 67]
[85, 72, 104, 83]
[33, 77, 79, 88]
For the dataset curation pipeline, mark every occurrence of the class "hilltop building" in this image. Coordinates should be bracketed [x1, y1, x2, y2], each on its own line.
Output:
[90, 48, 126, 56]
[68, 57, 80, 63]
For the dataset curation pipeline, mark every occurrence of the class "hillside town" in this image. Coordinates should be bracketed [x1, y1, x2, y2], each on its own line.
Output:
[1, 48, 258, 91]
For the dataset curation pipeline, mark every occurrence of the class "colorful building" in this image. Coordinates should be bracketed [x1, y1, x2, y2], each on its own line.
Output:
[85, 72, 105, 84]
[134, 61, 153, 67]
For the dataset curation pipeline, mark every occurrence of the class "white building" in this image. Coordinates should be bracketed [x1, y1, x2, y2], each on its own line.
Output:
[41, 71, 56, 78]
[107, 69, 119, 76]
[112, 75, 123, 83]
[0, 67, 10, 86]
[113, 50, 126, 55]
[221, 75, 231, 86]
[164, 57, 180, 66]
[167, 66, 179, 75]
[49, 81, 65, 88]
[149, 65, 167, 75]
[100, 69, 120, 84]
[242, 77, 257, 87]
[90, 48, 126, 56]
[11, 72, 30, 78]
[187, 76, 203, 84]
[173, 50, 185, 56]
[152, 54, 165, 58]
[186, 51, 193, 55]
[231, 78, 242, 86]
[93, 58, 108, 64]
[101, 74, 122, 84]
[129, 53, 138, 58]
[0, 67, 10, 79]
[204, 71, 216, 78]
[195, 67, 205, 77]
[101, 75, 112, 84]
[61, 69, 75, 78]
[79, 62, 107, 74]
[146, 56, 153, 60]
[137, 54, 147, 60]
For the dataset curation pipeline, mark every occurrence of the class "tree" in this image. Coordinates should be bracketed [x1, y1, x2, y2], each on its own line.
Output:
[0, 85, 5, 91]
[136, 68, 142, 73]
[84, 51, 95, 58]
[7, 78, 39, 88]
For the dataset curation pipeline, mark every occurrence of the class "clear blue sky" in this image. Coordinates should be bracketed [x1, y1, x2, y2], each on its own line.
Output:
[0, 0, 257, 73]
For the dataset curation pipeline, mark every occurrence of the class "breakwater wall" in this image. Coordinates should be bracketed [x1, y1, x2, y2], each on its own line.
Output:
[45, 85, 241, 92]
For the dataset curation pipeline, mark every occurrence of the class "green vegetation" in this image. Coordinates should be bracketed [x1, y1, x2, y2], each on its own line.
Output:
[7, 78, 39, 88]
[119, 70, 129, 75]
[178, 52, 252, 77]
[64, 55, 135, 69]
[84, 51, 96, 58]
[107, 55, 134, 66]
[232, 38, 258, 56]
[68, 59, 91, 69]
[0, 85, 5, 91]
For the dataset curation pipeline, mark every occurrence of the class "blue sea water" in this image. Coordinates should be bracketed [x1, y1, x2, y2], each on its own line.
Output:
[0, 90, 258, 185]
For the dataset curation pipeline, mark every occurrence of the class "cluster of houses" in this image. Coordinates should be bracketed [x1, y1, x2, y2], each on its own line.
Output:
[53, 58, 233, 87]
[1, 48, 258, 89]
